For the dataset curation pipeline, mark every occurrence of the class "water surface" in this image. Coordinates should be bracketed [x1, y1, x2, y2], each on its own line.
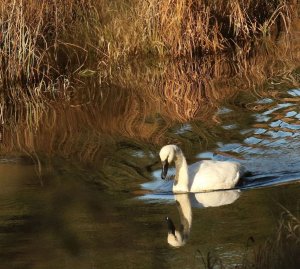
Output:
[1, 43, 300, 268]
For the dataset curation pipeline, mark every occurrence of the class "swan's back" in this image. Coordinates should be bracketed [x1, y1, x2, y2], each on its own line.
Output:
[189, 160, 243, 192]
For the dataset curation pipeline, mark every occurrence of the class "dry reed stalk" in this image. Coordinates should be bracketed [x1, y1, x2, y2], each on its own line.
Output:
[141, 0, 293, 57]
[0, 0, 296, 102]
[0, 0, 92, 104]
[248, 209, 300, 269]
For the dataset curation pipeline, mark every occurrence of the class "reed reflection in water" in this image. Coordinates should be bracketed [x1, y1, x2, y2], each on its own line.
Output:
[2, 31, 300, 161]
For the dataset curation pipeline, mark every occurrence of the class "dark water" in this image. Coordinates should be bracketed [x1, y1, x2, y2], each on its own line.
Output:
[1, 83, 300, 268]
[0, 162, 300, 269]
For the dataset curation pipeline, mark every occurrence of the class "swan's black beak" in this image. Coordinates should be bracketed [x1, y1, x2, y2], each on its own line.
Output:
[161, 161, 169, 180]
[166, 217, 176, 236]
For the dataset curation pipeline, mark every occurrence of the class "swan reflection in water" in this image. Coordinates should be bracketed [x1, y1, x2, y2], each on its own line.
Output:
[166, 190, 240, 247]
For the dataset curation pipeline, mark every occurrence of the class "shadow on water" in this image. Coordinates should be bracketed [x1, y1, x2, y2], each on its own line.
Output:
[1, 23, 300, 268]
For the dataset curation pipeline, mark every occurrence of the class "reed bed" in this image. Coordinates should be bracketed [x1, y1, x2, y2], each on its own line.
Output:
[1, 38, 300, 165]
[0, 0, 296, 97]
[0, 0, 93, 102]
[142, 0, 293, 57]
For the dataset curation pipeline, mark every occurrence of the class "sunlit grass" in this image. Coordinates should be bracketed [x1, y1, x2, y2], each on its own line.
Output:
[0, 0, 295, 96]
[140, 0, 293, 57]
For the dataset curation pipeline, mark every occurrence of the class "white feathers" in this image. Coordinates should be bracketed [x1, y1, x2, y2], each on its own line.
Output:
[159, 145, 244, 193]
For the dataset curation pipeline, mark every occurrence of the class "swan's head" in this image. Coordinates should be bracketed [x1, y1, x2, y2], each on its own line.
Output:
[159, 145, 181, 179]
[166, 217, 186, 247]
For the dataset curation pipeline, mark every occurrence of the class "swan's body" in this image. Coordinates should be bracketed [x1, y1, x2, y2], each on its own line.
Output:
[160, 145, 245, 193]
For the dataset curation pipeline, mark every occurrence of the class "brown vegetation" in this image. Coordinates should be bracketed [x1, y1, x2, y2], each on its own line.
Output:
[0, 0, 297, 99]
[143, 0, 293, 57]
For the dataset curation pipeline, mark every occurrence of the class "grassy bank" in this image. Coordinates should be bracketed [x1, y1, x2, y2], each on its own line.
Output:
[0, 0, 296, 102]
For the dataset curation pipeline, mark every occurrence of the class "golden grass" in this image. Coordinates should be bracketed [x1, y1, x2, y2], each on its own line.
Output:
[0, 0, 93, 102]
[0, 0, 296, 102]
[139, 0, 293, 57]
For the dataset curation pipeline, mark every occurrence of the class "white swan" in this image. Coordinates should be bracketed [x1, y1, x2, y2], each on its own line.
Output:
[159, 144, 245, 193]
[166, 191, 240, 247]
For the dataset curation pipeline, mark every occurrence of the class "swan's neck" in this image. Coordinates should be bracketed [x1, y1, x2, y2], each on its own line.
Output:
[174, 152, 189, 192]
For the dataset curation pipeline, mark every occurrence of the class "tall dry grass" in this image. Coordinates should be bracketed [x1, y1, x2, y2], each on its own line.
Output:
[0, 0, 297, 99]
[0, 0, 92, 101]
[136, 0, 293, 57]
[85, 0, 295, 65]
